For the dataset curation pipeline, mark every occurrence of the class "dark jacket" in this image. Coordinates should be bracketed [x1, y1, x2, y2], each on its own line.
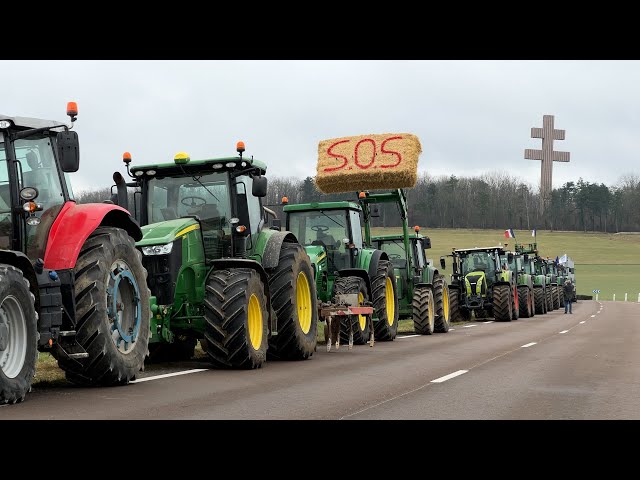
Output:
[563, 281, 574, 300]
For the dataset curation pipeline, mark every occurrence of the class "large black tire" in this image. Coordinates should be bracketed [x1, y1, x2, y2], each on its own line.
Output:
[55, 227, 151, 386]
[433, 274, 450, 333]
[203, 268, 268, 369]
[449, 287, 471, 322]
[372, 260, 399, 341]
[546, 286, 554, 311]
[518, 286, 531, 318]
[147, 335, 197, 363]
[534, 287, 546, 315]
[267, 243, 317, 360]
[492, 284, 512, 322]
[412, 287, 434, 335]
[333, 276, 370, 345]
[0, 265, 37, 404]
[552, 286, 560, 310]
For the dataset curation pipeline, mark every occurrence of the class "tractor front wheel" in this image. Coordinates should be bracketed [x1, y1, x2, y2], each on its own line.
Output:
[57, 227, 151, 386]
[203, 268, 268, 369]
[492, 285, 513, 322]
[518, 286, 532, 318]
[333, 276, 370, 345]
[432, 274, 451, 333]
[0, 265, 37, 405]
[412, 287, 434, 335]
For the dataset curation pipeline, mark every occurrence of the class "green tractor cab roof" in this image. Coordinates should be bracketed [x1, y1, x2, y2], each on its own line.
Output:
[453, 246, 508, 255]
[130, 156, 267, 177]
[283, 201, 362, 212]
[0, 114, 66, 130]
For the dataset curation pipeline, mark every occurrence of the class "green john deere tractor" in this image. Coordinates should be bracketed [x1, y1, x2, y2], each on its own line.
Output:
[499, 250, 535, 318]
[283, 198, 399, 345]
[446, 246, 519, 322]
[365, 189, 450, 335]
[515, 243, 554, 314]
[111, 144, 318, 369]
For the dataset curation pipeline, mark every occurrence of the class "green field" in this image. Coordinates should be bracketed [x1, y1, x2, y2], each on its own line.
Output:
[371, 227, 640, 302]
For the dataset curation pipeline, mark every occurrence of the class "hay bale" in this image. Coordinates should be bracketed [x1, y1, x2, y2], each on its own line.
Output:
[315, 133, 421, 194]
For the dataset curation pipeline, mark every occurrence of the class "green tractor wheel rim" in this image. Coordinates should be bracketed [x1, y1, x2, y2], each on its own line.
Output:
[385, 277, 395, 326]
[248, 294, 263, 350]
[296, 272, 312, 334]
[358, 292, 366, 331]
[443, 286, 450, 322]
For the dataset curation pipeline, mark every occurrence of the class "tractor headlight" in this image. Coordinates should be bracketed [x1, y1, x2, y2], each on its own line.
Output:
[0, 120, 12, 129]
[141, 242, 174, 256]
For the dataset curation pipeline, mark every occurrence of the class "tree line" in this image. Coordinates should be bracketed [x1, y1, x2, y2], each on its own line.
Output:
[76, 172, 640, 232]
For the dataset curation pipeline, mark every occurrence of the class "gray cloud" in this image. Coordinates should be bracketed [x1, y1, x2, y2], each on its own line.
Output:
[2, 60, 637, 192]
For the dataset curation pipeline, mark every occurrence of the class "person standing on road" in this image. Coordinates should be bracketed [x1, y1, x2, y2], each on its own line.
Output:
[563, 279, 575, 314]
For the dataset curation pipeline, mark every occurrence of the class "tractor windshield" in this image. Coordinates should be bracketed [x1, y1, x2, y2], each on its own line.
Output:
[461, 252, 495, 275]
[288, 209, 350, 270]
[147, 171, 232, 239]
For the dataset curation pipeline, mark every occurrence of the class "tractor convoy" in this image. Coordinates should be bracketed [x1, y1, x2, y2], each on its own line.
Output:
[0, 115, 577, 406]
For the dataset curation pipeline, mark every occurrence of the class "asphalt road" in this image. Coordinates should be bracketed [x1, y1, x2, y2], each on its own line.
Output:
[2, 300, 639, 419]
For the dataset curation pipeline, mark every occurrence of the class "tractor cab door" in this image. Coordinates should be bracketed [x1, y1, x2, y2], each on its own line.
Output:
[6, 135, 69, 259]
[0, 142, 12, 250]
[233, 175, 265, 255]
[346, 209, 363, 269]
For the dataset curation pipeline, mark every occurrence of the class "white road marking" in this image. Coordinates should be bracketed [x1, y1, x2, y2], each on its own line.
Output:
[580, 321, 585, 324]
[559, 330, 569, 334]
[131, 369, 209, 383]
[591, 315, 596, 318]
[431, 370, 468, 383]
[521, 342, 537, 348]
[449, 328, 455, 331]
[483, 321, 494, 324]
[398, 334, 421, 339]
[462, 324, 477, 328]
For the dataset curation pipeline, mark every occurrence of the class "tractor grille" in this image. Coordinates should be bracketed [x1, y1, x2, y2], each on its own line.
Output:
[466, 273, 487, 296]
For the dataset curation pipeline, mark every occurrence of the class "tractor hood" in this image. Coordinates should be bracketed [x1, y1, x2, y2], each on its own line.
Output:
[465, 270, 488, 296]
[138, 218, 199, 246]
[303, 244, 327, 266]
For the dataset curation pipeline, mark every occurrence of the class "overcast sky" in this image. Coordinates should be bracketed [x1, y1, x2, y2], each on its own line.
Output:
[2, 60, 638, 193]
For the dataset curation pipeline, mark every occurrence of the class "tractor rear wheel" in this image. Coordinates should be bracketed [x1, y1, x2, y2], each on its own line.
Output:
[534, 287, 545, 314]
[203, 268, 268, 369]
[372, 260, 399, 341]
[412, 287, 434, 335]
[0, 265, 37, 405]
[546, 286, 553, 311]
[518, 286, 531, 318]
[333, 276, 370, 345]
[492, 285, 513, 322]
[267, 243, 317, 360]
[552, 286, 560, 309]
[511, 285, 520, 320]
[433, 274, 450, 333]
[56, 227, 151, 386]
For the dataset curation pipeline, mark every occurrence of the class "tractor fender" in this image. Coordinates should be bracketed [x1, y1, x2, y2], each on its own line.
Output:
[366, 249, 390, 278]
[261, 231, 298, 269]
[336, 268, 372, 296]
[207, 258, 274, 335]
[43, 202, 142, 270]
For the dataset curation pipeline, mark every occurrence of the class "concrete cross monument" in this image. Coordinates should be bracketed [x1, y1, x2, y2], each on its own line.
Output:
[524, 115, 570, 213]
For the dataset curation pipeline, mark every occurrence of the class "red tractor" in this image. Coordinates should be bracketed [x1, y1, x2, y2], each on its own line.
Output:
[0, 103, 150, 404]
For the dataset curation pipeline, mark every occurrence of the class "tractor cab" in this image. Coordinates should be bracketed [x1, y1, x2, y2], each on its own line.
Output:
[0, 105, 79, 259]
[284, 201, 363, 274]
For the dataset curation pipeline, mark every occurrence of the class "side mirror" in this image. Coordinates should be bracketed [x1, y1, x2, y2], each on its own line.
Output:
[440, 256, 446, 269]
[371, 205, 380, 218]
[56, 131, 80, 172]
[252, 176, 267, 197]
[423, 236, 432, 249]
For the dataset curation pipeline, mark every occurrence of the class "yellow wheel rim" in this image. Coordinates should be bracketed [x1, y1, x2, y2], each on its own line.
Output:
[296, 272, 312, 334]
[385, 277, 395, 326]
[358, 292, 366, 331]
[248, 294, 263, 350]
[443, 286, 450, 322]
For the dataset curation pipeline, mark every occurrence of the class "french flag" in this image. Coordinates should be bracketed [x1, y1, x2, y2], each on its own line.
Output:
[504, 228, 515, 238]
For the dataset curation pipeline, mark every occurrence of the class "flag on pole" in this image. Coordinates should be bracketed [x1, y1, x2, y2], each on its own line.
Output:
[559, 254, 568, 263]
[504, 228, 515, 238]
[531, 229, 536, 237]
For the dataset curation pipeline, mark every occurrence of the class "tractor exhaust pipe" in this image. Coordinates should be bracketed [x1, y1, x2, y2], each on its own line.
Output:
[113, 171, 129, 211]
